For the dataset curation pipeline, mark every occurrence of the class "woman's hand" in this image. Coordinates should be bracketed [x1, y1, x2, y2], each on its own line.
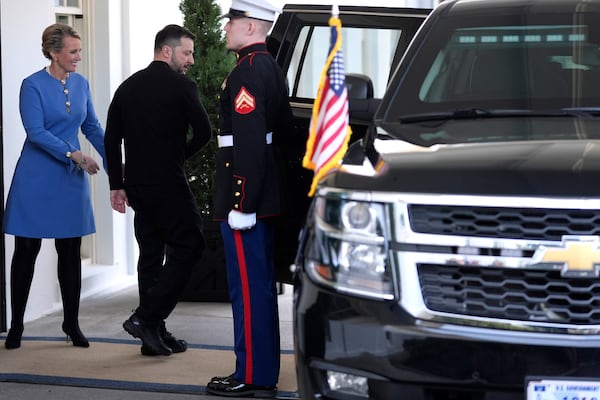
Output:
[71, 150, 100, 175]
[79, 155, 100, 175]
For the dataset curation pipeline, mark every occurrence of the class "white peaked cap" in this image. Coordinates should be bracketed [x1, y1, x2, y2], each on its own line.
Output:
[222, 0, 281, 22]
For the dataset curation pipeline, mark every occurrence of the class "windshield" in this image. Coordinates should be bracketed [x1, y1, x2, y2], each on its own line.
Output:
[378, 5, 600, 146]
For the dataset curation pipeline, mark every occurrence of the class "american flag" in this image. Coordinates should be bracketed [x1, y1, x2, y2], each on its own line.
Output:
[303, 6, 352, 197]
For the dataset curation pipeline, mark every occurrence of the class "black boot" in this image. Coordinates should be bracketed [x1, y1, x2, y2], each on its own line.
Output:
[5, 237, 40, 350]
[141, 320, 187, 355]
[123, 314, 171, 356]
[56, 237, 89, 348]
[61, 322, 89, 348]
[5, 325, 24, 350]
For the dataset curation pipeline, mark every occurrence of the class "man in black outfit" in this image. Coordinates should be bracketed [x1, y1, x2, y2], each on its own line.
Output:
[104, 24, 212, 356]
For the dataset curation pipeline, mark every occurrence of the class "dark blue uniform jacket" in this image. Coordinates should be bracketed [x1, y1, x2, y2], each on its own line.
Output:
[214, 42, 293, 220]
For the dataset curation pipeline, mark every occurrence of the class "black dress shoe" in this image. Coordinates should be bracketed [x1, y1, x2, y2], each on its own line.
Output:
[209, 373, 234, 384]
[140, 321, 187, 355]
[123, 315, 171, 356]
[206, 378, 277, 398]
[141, 338, 187, 355]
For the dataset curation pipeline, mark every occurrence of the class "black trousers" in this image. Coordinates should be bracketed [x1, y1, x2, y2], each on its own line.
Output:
[125, 184, 205, 322]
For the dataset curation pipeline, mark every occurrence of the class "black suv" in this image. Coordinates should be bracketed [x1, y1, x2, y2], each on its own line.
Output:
[290, 1, 600, 399]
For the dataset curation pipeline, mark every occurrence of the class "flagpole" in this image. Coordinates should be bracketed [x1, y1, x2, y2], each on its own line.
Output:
[332, 3, 339, 16]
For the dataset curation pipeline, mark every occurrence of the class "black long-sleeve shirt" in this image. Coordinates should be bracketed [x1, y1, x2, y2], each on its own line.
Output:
[104, 61, 211, 190]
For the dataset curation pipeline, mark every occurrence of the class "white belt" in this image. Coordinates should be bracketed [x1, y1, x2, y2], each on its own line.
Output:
[217, 132, 272, 148]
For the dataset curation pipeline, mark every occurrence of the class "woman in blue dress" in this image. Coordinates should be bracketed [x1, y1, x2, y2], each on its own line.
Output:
[3, 23, 106, 349]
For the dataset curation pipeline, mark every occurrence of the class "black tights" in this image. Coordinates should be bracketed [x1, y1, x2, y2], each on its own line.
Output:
[9, 236, 82, 329]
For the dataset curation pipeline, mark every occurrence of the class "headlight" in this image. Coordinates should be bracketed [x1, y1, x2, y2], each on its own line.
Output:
[327, 371, 368, 398]
[305, 194, 394, 300]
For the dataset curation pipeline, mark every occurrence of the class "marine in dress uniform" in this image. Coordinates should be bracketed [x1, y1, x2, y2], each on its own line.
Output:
[206, 0, 293, 397]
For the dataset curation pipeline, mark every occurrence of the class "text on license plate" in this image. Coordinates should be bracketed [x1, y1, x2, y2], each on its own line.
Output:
[527, 378, 600, 400]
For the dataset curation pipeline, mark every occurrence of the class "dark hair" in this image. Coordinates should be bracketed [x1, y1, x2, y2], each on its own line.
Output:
[154, 24, 196, 51]
[41, 23, 81, 60]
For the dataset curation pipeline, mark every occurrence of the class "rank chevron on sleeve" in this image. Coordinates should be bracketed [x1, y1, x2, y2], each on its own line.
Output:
[234, 86, 256, 114]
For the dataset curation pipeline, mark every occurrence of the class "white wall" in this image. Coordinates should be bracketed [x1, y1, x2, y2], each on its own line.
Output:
[126, 0, 185, 74]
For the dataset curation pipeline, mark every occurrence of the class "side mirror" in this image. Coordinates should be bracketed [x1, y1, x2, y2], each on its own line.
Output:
[346, 73, 380, 122]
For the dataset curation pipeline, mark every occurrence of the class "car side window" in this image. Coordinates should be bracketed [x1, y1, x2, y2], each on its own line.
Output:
[287, 25, 402, 100]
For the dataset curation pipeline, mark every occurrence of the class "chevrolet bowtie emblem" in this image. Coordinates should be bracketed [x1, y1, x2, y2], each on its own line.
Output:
[532, 236, 600, 278]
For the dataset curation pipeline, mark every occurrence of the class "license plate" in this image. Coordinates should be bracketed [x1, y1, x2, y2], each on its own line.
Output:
[527, 378, 600, 400]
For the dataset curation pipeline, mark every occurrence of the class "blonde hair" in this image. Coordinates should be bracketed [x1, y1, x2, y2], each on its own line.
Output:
[41, 23, 81, 60]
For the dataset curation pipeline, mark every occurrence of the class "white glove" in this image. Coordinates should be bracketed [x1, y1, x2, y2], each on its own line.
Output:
[228, 210, 256, 230]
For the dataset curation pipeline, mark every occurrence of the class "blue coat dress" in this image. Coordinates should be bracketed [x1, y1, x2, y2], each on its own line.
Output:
[4, 68, 106, 239]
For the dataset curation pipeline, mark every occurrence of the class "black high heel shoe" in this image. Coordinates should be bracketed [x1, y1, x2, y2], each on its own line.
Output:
[5, 325, 24, 349]
[62, 323, 90, 348]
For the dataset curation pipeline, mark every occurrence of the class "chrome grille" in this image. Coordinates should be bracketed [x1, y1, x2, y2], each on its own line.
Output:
[409, 205, 600, 241]
[418, 263, 600, 324]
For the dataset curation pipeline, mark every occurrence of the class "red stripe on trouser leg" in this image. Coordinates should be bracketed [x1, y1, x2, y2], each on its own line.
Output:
[233, 230, 253, 383]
